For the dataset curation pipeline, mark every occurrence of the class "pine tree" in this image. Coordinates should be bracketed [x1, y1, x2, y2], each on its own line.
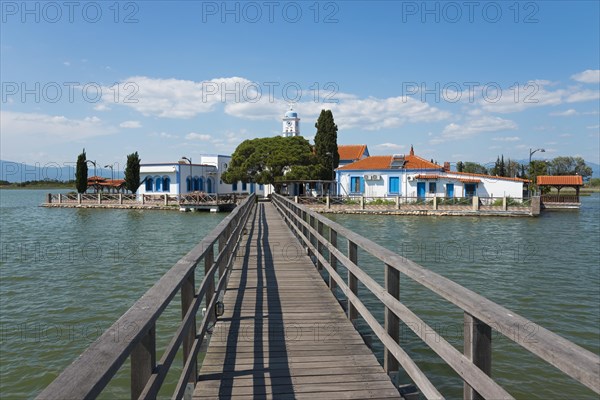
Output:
[500, 155, 506, 177]
[125, 152, 141, 193]
[314, 110, 339, 181]
[75, 149, 88, 194]
[457, 161, 464, 172]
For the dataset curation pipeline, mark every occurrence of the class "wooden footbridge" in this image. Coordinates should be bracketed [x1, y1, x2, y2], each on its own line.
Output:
[38, 194, 599, 400]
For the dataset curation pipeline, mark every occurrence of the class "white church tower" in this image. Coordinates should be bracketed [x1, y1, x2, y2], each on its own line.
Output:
[282, 105, 300, 137]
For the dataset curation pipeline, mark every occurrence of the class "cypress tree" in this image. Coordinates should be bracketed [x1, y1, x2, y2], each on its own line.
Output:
[75, 149, 88, 193]
[314, 110, 339, 181]
[125, 152, 141, 193]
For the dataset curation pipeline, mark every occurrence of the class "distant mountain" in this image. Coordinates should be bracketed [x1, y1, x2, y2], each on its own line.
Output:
[0, 160, 124, 183]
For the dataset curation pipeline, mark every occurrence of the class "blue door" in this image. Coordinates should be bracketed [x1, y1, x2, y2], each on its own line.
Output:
[389, 177, 399, 194]
[206, 178, 212, 193]
[417, 182, 426, 199]
[446, 183, 454, 198]
[250, 183, 255, 194]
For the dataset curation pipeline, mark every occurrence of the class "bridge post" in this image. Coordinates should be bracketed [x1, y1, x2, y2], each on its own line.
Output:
[347, 240, 358, 321]
[131, 325, 156, 399]
[472, 196, 480, 211]
[326, 195, 330, 209]
[433, 195, 438, 210]
[119, 193, 123, 205]
[181, 271, 197, 384]
[502, 196, 507, 211]
[98, 193, 102, 204]
[329, 228, 337, 291]
[58, 194, 62, 204]
[384, 264, 400, 373]
[164, 195, 168, 206]
[218, 227, 228, 277]
[463, 313, 492, 400]
[360, 196, 365, 210]
[78, 193, 81, 204]
[205, 246, 215, 326]
[317, 220, 324, 271]
[396, 195, 400, 210]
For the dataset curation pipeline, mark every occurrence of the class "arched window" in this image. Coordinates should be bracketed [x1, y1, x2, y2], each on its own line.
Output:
[198, 177, 204, 192]
[163, 176, 170, 192]
[232, 182, 238, 191]
[207, 178, 213, 193]
[155, 176, 162, 192]
[145, 177, 153, 192]
[186, 177, 192, 192]
[193, 177, 200, 191]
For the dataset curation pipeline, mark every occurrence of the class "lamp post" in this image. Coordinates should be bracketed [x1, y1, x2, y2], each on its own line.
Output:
[326, 151, 335, 195]
[529, 148, 545, 167]
[86, 159, 97, 177]
[528, 148, 545, 195]
[104, 164, 114, 181]
[181, 156, 192, 193]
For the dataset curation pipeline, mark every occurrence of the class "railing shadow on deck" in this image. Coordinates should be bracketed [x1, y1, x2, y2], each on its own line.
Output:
[36, 194, 256, 400]
[271, 193, 600, 400]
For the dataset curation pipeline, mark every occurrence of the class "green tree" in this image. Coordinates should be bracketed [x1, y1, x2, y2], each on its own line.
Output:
[222, 136, 316, 193]
[499, 155, 506, 177]
[124, 152, 141, 193]
[314, 110, 339, 181]
[548, 156, 593, 179]
[462, 162, 488, 175]
[75, 149, 88, 194]
[529, 160, 548, 191]
[456, 161, 465, 172]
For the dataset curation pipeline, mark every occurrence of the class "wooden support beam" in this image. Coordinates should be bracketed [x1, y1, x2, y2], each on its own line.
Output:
[464, 312, 492, 400]
[348, 240, 358, 321]
[384, 263, 400, 373]
[131, 325, 156, 400]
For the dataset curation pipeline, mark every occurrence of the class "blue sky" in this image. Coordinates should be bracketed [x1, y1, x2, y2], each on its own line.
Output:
[1, 1, 599, 173]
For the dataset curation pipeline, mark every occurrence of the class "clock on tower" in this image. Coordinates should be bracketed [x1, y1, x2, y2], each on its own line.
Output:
[282, 105, 300, 137]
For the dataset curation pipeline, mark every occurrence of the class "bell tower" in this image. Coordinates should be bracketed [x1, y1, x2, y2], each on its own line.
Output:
[282, 105, 300, 137]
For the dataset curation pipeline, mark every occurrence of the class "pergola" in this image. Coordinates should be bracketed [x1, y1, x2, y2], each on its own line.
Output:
[87, 176, 127, 193]
[537, 175, 583, 197]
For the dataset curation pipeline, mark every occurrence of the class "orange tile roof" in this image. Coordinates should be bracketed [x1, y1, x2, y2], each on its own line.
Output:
[338, 145, 367, 161]
[338, 154, 441, 171]
[450, 171, 530, 183]
[415, 174, 441, 180]
[537, 175, 583, 186]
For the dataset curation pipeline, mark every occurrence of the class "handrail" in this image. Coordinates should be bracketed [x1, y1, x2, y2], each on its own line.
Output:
[37, 194, 256, 400]
[271, 193, 600, 399]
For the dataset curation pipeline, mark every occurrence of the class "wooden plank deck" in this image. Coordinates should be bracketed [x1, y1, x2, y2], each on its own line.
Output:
[193, 202, 401, 399]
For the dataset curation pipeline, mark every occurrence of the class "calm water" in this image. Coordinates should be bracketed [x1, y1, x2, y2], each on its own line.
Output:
[1, 190, 599, 399]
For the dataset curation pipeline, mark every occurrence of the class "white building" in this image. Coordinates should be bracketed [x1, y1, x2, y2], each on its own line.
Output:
[337, 146, 528, 200]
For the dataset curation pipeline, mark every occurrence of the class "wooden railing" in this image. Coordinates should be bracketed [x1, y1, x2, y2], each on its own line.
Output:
[541, 194, 580, 203]
[37, 194, 256, 400]
[271, 193, 599, 399]
[292, 195, 533, 212]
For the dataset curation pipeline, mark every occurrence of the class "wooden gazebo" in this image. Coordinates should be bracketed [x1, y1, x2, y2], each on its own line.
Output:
[537, 175, 583, 207]
[87, 176, 127, 193]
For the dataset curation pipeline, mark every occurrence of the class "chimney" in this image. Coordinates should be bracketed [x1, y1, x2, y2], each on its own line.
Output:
[443, 162, 450, 171]
[409, 145, 414, 156]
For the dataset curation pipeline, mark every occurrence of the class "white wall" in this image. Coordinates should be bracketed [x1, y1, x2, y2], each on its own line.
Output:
[338, 170, 524, 199]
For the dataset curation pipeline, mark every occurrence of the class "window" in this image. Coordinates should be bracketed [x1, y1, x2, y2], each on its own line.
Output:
[429, 182, 437, 194]
[186, 177, 192, 192]
[193, 177, 200, 191]
[155, 176, 162, 192]
[163, 176, 170, 192]
[350, 176, 364, 194]
[259, 184, 264, 190]
[465, 183, 477, 197]
[232, 182, 238, 191]
[242, 182, 247, 191]
[145, 177, 153, 192]
[389, 177, 400, 194]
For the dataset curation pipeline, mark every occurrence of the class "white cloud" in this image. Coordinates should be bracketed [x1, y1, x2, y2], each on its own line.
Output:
[480, 81, 599, 113]
[373, 143, 406, 151]
[119, 120, 142, 128]
[0, 111, 115, 140]
[571, 69, 600, 84]
[550, 109, 578, 117]
[152, 132, 178, 139]
[492, 136, 520, 142]
[63, 61, 71, 67]
[186, 132, 212, 141]
[431, 115, 517, 144]
[105, 76, 450, 130]
[94, 103, 110, 111]
[587, 125, 600, 130]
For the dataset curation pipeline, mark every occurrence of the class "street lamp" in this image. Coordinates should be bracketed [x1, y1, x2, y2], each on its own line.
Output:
[181, 156, 192, 193]
[325, 151, 335, 195]
[104, 164, 114, 181]
[86, 159, 97, 177]
[529, 148, 545, 166]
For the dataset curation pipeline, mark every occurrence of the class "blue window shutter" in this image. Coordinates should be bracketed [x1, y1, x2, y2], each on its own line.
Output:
[389, 177, 399, 194]
[360, 177, 365, 193]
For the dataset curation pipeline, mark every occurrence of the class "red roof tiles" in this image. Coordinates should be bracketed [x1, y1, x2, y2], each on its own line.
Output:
[338, 145, 368, 161]
[338, 155, 441, 171]
[537, 175, 583, 186]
